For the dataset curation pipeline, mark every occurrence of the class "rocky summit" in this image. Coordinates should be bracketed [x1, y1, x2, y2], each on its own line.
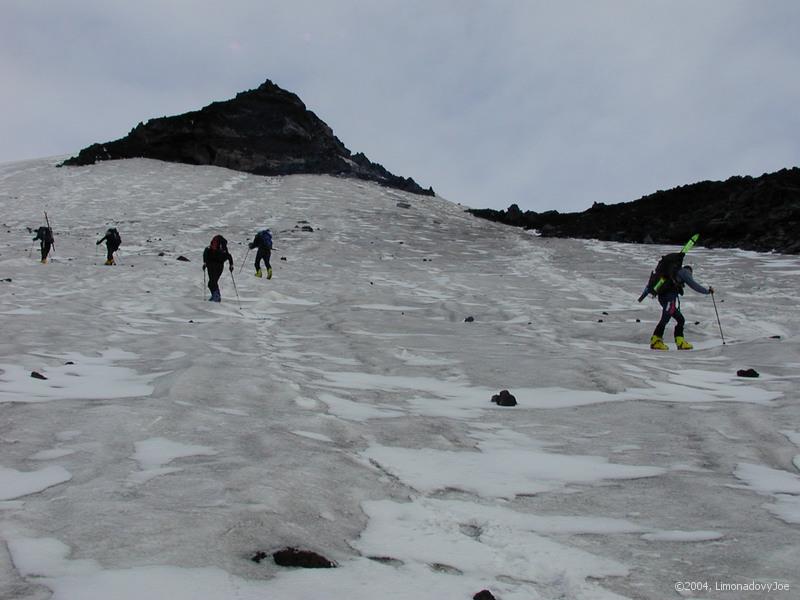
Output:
[470, 168, 800, 254]
[61, 80, 434, 197]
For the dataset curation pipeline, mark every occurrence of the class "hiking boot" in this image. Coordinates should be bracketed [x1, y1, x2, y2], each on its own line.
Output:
[211, 291, 221, 302]
[104, 259, 114, 265]
[41, 258, 47, 264]
[255, 269, 262, 278]
[267, 267, 273, 280]
[650, 335, 668, 351]
[675, 336, 693, 350]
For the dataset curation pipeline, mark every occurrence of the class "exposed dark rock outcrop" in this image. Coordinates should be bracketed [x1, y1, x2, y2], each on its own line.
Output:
[62, 80, 434, 197]
[270, 547, 336, 568]
[737, 368, 760, 378]
[469, 168, 800, 254]
[491, 390, 517, 407]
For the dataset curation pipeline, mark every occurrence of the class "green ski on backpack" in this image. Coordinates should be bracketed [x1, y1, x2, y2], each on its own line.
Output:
[638, 234, 699, 302]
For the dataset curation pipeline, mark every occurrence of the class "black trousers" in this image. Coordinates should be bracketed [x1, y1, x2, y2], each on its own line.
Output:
[40, 241, 52, 261]
[255, 248, 271, 271]
[207, 263, 224, 293]
[653, 293, 685, 338]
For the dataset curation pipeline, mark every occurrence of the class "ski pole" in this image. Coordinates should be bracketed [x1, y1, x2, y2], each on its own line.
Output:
[229, 269, 242, 310]
[239, 247, 252, 274]
[203, 267, 207, 300]
[710, 290, 725, 345]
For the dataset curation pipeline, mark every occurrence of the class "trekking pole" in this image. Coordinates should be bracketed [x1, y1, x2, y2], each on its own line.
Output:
[710, 290, 726, 345]
[239, 247, 251, 274]
[229, 269, 242, 310]
[203, 268, 207, 300]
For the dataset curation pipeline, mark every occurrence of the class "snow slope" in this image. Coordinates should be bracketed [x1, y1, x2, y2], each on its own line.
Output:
[1, 157, 799, 599]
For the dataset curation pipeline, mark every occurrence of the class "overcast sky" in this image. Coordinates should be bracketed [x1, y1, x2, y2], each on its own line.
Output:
[2, 1, 799, 212]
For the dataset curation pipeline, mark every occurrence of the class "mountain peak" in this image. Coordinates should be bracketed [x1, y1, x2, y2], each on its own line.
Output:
[61, 79, 434, 196]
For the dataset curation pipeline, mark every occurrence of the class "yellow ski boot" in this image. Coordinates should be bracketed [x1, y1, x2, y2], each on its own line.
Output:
[255, 269, 263, 278]
[266, 267, 273, 280]
[675, 336, 693, 350]
[650, 335, 668, 351]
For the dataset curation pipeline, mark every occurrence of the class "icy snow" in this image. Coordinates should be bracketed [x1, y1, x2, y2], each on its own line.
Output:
[1, 157, 799, 599]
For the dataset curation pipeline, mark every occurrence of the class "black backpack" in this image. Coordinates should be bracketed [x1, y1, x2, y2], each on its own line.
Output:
[38, 226, 53, 243]
[645, 252, 685, 296]
[108, 228, 121, 247]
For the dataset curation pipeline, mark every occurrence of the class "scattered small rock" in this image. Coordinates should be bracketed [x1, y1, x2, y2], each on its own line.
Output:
[3, 278, 11, 282]
[301, 225, 314, 232]
[176, 256, 190, 262]
[396, 202, 411, 209]
[64, 361, 74, 365]
[474, 590, 497, 600]
[737, 369, 760, 378]
[367, 556, 405, 567]
[602, 311, 608, 315]
[636, 318, 641, 323]
[464, 316, 475, 322]
[158, 252, 165, 257]
[491, 390, 517, 407]
[598, 319, 604, 323]
[30, 371, 47, 380]
[770, 335, 781, 339]
[271, 547, 336, 568]
[280, 256, 287, 261]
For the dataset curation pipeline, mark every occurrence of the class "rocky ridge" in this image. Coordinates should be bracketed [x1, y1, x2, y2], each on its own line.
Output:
[469, 168, 800, 254]
[62, 80, 434, 197]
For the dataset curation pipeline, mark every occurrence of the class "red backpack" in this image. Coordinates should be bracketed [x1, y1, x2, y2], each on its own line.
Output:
[209, 235, 228, 254]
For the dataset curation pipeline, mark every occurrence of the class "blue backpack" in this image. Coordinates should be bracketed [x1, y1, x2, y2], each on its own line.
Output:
[257, 229, 273, 249]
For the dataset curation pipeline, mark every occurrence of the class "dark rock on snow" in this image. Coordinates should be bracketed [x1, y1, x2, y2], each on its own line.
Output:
[469, 168, 800, 254]
[464, 316, 475, 323]
[271, 547, 336, 568]
[30, 371, 47, 380]
[62, 80, 434, 197]
[737, 368, 760, 378]
[491, 390, 517, 406]
[474, 590, 497, 600]
[176, 256, 190, 262]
